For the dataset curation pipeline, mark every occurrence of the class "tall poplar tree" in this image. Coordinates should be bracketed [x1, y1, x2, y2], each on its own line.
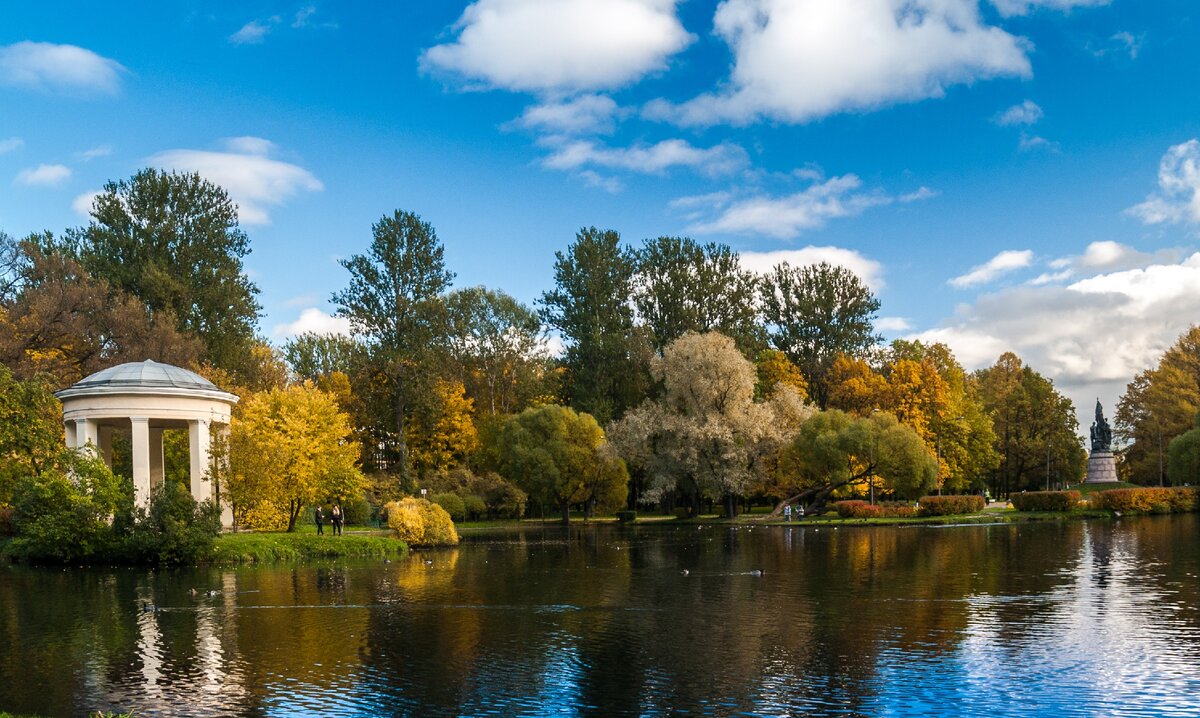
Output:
[332, 210, 454, 481]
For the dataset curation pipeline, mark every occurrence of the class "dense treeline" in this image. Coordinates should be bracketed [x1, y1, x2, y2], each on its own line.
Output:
[1, 168, 1101, 546]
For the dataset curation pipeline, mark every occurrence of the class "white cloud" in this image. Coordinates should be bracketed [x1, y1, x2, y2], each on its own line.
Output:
[913, 251, 1200, 432]
[0, 41, 125, 95]
[71, 189, 100, 216]
[649, 0, 1030, 127]
[517, 95, 622, 135]
[577, 169, 623, 193]
[948, 249, 1033, 288]
[990, 0, 1110, 17]
[684, 174, 920, 239]
[1018, 133, 1056, 152]
[293, 5, 318, 29]
[543, 138, 748, 177]
[0, 137, 22, 154]
[876, 316, 912, 332]
[272, 308, 352, 338]
[147, 137, 322, 225]
[900, 187, 937, 203]
[1127, 139, 1200, 225]
[421, 0, 692, 93]
[995, 100, 1043, 126]
[1029, 242, 1182, 286]
[739, 246, 885, 291]
[15, 163, 71, 187]
[229, 18, 280, 45]
[79, 144, 111, 160]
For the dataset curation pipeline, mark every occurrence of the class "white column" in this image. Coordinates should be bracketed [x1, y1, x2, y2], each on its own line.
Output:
[189, 419, 212, 503]
[215, 424, 233, 528]
[131, 417, 151, 509]
[98, 426, 114, 469]
[64, 420, 77, 449]
[149, 427, 165, 491]
[78, 418, 98, 455]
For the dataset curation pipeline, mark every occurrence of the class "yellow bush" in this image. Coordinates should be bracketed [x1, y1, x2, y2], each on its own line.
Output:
[384, 498, 459, 546]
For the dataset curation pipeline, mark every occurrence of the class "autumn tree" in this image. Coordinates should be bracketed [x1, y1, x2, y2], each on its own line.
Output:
[633, 236, 763, 352]
[1116, 326, 1200, 485]
[407, 379, 479, 480]
[497, 404, 627, 524]
[609, 332, 810, 518]
[64, 169, 261, 372]
[540, 227, 648, 424]
[755, 349, 809, 401]
[446, 286, 550, 415]
[228, 383, 364, 531]
[759, 262, 880, 408]
[0, 238, 202, 386]
[332, 210, 454, 482]
[975, 352, 1085, 496]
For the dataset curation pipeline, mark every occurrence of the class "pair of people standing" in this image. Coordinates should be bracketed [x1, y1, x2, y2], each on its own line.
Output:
[314, 504, 344, 536]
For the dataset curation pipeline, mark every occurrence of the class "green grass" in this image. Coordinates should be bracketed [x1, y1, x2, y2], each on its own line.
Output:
[210, 531, 406, 563]
[1066, 482, 1140, 496]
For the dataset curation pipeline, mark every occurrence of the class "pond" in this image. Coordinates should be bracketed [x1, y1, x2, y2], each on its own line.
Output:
[2, 515, 1199, 717]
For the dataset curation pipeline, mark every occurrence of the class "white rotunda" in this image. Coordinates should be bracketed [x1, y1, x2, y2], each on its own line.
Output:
[54, 360, 239, 525]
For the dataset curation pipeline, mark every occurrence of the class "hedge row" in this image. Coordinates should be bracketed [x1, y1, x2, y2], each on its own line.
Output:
[917, 495, 985, 516]
[834, 500, 918, 519]
[1092, 487, 1200, 514]
[1010, 490, 1082, 512]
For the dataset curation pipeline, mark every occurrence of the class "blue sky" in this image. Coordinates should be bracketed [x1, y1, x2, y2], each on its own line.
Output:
[2, 0, 1200, 423]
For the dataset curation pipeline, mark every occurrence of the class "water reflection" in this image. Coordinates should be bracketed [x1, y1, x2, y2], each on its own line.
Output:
[1, 516, 1198, 716]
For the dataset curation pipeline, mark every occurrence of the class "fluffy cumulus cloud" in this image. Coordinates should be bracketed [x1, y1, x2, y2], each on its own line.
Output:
[543, 138, 747, 177]
[948, 249, 1033, 288]
[1127, 139, 1200, 225]
[990, 0, 1110, 17]
[15, 163, 72, 187]
[648, 0, 1030, 126]
[517, 95, 623, 135]
[272, 308, 352, 338]
[147, 137, 322, 225]
[0, 41, 125, 95]
[915, 251, 1200, 429]
[421, 0, 692, 93]
[679, 174, 929, 239]
[739, 246, 885, 290]
[71, 189, 101, 216]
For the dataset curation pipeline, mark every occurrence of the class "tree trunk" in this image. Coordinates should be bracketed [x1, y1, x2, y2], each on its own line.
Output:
[394, 374, 410, 480]
[724, 493, 736, 521]
[559, 498, 570, 526]
[287, 499, 300, 532]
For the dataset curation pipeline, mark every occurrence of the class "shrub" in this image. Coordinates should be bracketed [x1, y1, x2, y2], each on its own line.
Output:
[918, 495, 985, 516]
[1010, 490, 1081, 512]
[834, 500, 915, 518]
[8, 452, 131, 563]
[673, 507, 692, 519]
[1092, 487, 1200, 514]
[463, 494, 487, 521]
[615, 510, 636, 523]
[342, 497, 373, 525]
[432, 492, 466, 521]
[0, 506, 13, 536]
[878, 501, 918, 518]
[384, 497, 460, 546]
[124, 480, 222, 565]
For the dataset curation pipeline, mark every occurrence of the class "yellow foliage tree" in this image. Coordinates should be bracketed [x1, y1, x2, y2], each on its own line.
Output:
[825, 354, 888, 416]
[755, 349, 809, 401]
[229, 382, 364, 531]
[384, 497, 459, 546]
[407, 379, 479, 479]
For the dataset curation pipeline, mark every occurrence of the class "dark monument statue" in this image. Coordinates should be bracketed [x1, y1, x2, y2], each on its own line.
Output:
[1090, 399, 1112, 452]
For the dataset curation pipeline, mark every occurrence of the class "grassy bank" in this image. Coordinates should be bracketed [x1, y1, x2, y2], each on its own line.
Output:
[211, 531, 406, 563]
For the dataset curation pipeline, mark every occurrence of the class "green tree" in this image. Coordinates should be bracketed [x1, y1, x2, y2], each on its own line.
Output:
[66, 169, 261, 371]
[0, 367, 63, 503]
[284, 332, 364, 381]
[446, 286, 550, 415]
[1167, 412, 1200, 486]
[633, 236, 763, 353]
[975, 352, 1085, 496]
[331, 210, 455, 481]
[497, 404, 627, 524]
[770, 409, 938, 514]
[540, 227, 647, 424]
[759, 261, 881, 409]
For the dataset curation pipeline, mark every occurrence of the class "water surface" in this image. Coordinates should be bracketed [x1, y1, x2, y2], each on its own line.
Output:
[2, 515, 1198, 717]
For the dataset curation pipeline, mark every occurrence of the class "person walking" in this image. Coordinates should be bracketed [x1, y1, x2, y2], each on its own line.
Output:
[315, 505, 325, 535]
[331, 503, 343, 536]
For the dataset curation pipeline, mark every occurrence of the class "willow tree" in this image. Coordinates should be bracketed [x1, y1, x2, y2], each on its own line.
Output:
[609, 331, 810, 518]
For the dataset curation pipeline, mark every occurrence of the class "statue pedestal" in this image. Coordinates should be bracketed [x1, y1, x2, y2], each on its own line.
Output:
[1085, 451, 1119, 484]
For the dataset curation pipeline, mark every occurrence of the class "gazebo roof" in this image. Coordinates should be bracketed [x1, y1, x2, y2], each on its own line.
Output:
[55, 360, 239, 404]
